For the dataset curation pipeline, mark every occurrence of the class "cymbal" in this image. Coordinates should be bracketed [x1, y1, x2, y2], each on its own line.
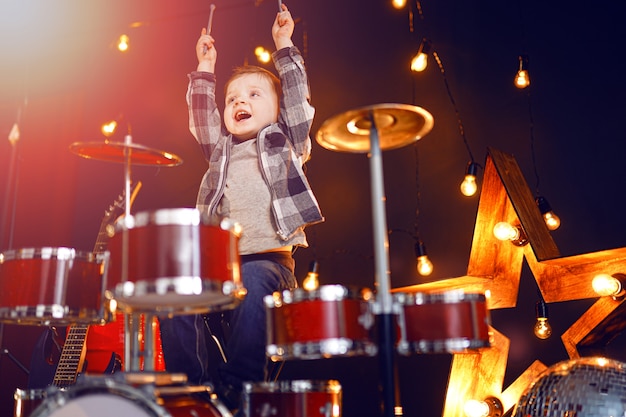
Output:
[69, 141, 183, 167]
[316, 103, 434, 153]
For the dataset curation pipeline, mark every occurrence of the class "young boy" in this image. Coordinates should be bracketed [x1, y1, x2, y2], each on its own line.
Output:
[159, 3, 323, 413]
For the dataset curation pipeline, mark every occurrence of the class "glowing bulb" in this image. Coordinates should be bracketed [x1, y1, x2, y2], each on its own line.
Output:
[460, 162, 479, 197]
[416, 255, 433, 276]
[534, 300, 552, 339]
[535, 196, 560, 231]
[514, 54, 530, 89]
[302, 261, 319, 291]
[254, 46, 271, 64]
[415, 241, 433, 276]
[592, 274, 622, 297]
[391, 0, 407, 8]
[514, 69, 530, 88]
[543, 211, 561, 230]
[493, 222, 519, 241]
[117, 34, 130, 52]
[410, 38, 431, 72]
[411, 52, 428, 72]
[460, 175, 477, 196]
[101, 120, 118, 137]
[464, 399, 489, 417]
[534, 317, 552, 339]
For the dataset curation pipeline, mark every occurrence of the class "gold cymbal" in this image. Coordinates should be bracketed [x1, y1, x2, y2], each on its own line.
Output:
[69, 141, 183, 167]
[316, 103, 434, 153]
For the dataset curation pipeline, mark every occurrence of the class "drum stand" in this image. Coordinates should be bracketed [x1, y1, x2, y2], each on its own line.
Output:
[316, 103, 433, 417]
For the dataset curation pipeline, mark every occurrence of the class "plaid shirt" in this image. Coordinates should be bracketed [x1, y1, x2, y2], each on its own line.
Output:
[186, 46, 324, 241]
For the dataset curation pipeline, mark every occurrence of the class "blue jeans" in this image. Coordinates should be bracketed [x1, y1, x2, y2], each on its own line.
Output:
[159, 254, 296, 403]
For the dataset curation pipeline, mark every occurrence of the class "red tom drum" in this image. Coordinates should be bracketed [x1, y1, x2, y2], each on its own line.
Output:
[243, 380, 342, 417]
[0, 247, 109, 325]
[394, 290, 491, 354]
[265, 285, 377, 360]
[108, 208, 245, 315]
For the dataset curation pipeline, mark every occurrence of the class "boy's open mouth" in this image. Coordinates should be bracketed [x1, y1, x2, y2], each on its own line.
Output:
[235, 111, 251, 121]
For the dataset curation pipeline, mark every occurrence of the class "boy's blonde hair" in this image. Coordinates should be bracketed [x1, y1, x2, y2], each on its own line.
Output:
[224, 66, 282, 99]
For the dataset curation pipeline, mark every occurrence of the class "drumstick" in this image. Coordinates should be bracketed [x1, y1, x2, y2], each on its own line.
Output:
[207, 4, 216, 36]
[203, 4, 216, 54]
[278, 0, 282, 12]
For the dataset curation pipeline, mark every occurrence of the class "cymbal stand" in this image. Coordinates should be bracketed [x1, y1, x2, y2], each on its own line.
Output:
[120, 132, 145, 372]
[366, 110, 398, 417]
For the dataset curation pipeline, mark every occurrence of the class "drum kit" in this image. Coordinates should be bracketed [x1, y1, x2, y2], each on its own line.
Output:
[0, 104, 491, 417]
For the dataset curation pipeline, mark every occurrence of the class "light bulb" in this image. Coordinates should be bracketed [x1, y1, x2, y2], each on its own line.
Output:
[410, 38, 431, 73]
[302, 261, 319, 291]
[391, 0, 407, 9]
[493, 222, 519, 241]
[117, 34, 130, 52]
[101, 120, 118, 137]
[535, 196, 560, 231]
[514, 54, 530, 89]
[460, 175, 477, 197]
[411, 53, 428, 72]
[417, 255, 433, 276]
[415, 241, 433, 276]
[254, 46, 271, 64]
[534, 300, 552, 339]
[460, 162, 479, 197]
[592, 274, 622, 297]
[464, 397, 503, 417]
[464, 399, 489, 417]
[534, 317, 552, 339]
[514, 69, 530, 88]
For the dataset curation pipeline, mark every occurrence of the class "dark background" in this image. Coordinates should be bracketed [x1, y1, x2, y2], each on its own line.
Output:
[0, 0, 625, 415]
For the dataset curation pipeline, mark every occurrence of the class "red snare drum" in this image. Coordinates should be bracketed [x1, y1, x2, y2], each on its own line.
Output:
[0, 247, 109, 325]
[265, 285, 377, 360]
[28, 375, 231, 417]
[243, 380, 341, 417]
[394, 291, 491, 354]
[108, 208, 244, 315]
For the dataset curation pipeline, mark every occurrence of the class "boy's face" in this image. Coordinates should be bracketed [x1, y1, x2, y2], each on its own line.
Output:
[224, 73, 279, 141]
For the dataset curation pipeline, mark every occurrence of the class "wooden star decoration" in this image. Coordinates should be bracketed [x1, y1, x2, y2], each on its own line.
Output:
[394, 147, 626, 416]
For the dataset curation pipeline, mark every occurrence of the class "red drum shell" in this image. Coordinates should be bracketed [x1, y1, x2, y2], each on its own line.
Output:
[395, 291, 491, 354]
[0, 248, 108, 325]
[108, 208, 242, 314]
[265, 285, 377, 360]
[28, 376, 231, 417]
[243, 380, 342, 417]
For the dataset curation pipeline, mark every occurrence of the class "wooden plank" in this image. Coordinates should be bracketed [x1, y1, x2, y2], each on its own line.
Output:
[487, 148, 560, 262]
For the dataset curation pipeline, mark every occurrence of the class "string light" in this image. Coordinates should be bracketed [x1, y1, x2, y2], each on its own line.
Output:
[117, 34, 130, 52]
[460, 162, 480, 197]
[534, 299, 552, 340]
[514, 54, 530, 89]
[254, 46, 271, 64]
[302, 260, 319, 291]
[535, 196, 561, 231]
[415, 241, 433, 276]
[391, 0, 407, 9]
[410, 38, 431, 72]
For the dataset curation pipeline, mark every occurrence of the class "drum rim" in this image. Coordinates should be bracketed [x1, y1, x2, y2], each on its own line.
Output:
[243, 379, 342, 393]
[266, 284, 374, 306]
[0, 247, 99, 262]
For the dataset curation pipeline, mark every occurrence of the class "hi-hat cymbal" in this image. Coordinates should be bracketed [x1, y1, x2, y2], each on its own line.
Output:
[69, 141, 183, 167]
[316, 103, 434, 153]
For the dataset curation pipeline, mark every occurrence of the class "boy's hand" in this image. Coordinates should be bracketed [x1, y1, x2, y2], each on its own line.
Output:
[272, 3, 294, 50]
[196, 28, 217, 72]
